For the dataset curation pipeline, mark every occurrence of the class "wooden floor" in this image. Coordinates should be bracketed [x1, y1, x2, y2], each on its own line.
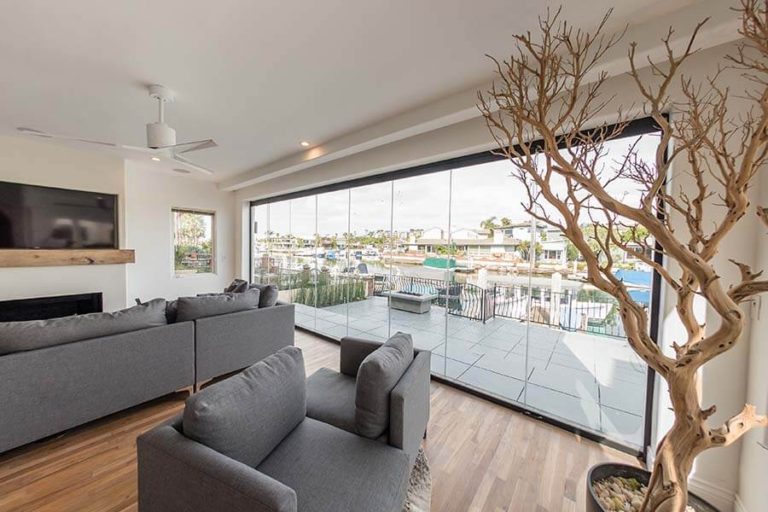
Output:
[0, 330, 636, 512]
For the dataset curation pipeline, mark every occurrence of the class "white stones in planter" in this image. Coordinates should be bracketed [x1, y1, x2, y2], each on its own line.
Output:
[592, 476, 694, 512]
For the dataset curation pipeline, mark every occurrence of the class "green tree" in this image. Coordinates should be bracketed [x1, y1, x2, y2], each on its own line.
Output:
[517, 240, 542, 260]
[565, 241, 580, 262]
[480, 216, 499, 230]
[175, 212, 206, 246]
[435, 243, 457, 256]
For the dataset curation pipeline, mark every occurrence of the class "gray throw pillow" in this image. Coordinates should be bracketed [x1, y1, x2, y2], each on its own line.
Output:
[224, 279, 249, 293]
[175, 288, 260, 322]
[0, 298, 168, 355]
[355, 332, 414, 438]
[248, 283, 279, 308]
[165, 300, 179, 324]
[183, 346, 306, 467]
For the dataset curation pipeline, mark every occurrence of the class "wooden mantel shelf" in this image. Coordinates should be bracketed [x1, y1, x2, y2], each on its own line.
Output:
[0, 249, 135, 268]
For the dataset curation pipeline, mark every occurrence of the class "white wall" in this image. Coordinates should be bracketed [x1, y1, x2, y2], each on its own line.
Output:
[651, 43, 760, 511]
[0, 136, 238, 312]
[737, 169, 768, 512]
[0, 136, 128, 311]
[124, 161, 236, 301]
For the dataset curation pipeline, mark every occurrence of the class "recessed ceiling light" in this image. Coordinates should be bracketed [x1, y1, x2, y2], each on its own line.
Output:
[151, 156, 161, 161]
[300, 141, 310, 147]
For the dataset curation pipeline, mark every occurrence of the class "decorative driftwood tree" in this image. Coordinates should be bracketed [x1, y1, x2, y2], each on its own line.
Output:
[479, 1, 768, 510]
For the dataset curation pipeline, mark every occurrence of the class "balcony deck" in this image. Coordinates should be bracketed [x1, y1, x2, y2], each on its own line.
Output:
[295, 295, 646, 448]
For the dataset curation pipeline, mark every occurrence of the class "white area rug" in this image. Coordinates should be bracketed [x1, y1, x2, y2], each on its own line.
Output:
[403, 448, 431, 512]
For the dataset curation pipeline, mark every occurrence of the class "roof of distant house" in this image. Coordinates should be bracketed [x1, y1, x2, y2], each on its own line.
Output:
[414, 236, 521, 246]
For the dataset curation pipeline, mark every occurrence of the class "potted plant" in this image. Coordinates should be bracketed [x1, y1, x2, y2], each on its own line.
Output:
[479, 1, 768, 510]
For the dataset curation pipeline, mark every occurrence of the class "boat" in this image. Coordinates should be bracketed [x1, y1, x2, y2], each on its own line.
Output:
[423, 257, 457, 269]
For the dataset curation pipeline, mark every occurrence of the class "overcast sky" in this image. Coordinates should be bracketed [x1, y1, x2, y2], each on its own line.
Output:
[253, 133, 659, 238]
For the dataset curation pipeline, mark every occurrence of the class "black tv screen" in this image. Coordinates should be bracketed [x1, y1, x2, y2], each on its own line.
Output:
[0, 181, 117, 249]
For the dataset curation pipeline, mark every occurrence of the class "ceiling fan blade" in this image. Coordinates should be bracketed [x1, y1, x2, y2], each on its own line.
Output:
[173, 154, 214, 175]
[74, 138, 117, 147]
[162, 139, 217, 154]
[121, 144, 160, 154]
[17, 127, 52, 137]
[17, 127, 116, 147]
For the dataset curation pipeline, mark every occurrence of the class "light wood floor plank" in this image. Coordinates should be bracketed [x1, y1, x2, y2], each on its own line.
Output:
[0, 330, 636, 512]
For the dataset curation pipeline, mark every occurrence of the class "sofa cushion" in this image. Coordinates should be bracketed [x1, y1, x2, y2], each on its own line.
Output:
[257, 417, 409, 512]
[182, 346, 306, 468]
[355, 332, 414, 439]
[165, 300, 179, 323]
[175, 288, 260, 322]
[224, 278, 249, 293]
[248, 283, 279, 308]
[306, 367, 357, 434]
[0, 298, 168, 356]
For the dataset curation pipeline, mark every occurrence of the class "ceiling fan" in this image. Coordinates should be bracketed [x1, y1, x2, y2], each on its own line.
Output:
[16, 84, 217, 175]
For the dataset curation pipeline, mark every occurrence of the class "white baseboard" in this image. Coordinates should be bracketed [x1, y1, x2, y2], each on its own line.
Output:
[734, 494, 748, 512]
[688, 476, 736, 512]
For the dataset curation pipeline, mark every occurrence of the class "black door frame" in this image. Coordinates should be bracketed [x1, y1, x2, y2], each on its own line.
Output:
[248, 116, 665, 458]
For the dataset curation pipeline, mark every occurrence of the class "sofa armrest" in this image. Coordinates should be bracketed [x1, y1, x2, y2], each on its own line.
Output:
[195, 303, 295, 383]
[138, 421, 297, 512]
[339, 336, 382, 377]
[389, 351, 431, 462]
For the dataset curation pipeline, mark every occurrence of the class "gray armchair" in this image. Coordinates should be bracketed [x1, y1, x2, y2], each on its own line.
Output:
[306, 335, 431, 465]
[137, 417, 297, 512]
[137, 346, 412, 512]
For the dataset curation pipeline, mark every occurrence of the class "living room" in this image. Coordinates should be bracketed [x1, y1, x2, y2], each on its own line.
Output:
[0, 1, 766, 511]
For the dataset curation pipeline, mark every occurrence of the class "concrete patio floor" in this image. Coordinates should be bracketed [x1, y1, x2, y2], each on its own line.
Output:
[295, 296, 647, 448]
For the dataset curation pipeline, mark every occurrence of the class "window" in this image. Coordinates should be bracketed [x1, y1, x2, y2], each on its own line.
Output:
[172, 208, 215, 276]
[249, 118, 661, 453]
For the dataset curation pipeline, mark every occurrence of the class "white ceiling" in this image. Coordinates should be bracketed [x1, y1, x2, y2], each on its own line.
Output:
[0, 0, 718, 183]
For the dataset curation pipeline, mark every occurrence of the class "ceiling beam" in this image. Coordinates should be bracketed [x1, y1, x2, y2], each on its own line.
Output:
[220, 0, 740, 192]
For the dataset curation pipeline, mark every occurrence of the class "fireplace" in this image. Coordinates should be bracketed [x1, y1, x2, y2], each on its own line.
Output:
[0, 293, 103, 322]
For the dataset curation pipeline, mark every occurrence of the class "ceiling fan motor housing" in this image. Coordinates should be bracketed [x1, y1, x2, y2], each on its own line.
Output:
[146, 122, 176, 149]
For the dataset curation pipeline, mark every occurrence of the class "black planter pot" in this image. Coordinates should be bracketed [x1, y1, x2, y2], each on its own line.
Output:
[586, 463, 719, 512]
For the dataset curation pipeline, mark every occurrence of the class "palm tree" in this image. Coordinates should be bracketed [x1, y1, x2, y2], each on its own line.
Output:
[480, 216, 498, 230]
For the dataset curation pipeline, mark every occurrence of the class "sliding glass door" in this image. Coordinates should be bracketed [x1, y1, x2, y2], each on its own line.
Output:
[250, 124, 658, 452]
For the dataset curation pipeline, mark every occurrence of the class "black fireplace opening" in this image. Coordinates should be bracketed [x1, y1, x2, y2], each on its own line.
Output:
[0, 293, 103, 322]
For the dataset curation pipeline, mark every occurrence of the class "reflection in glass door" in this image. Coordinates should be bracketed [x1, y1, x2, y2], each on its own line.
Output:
[289, 196, 318, 332]
[346, 182, 394, 341]
[314, 190, 352, 339]
[445, 160, 529, 396]
[392, 172, 451, 377]
[251, 204, 269, 284]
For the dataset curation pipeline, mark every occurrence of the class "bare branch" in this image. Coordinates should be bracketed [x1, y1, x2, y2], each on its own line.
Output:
[480, 2, 768, 509]
[709, 404, 768, 447]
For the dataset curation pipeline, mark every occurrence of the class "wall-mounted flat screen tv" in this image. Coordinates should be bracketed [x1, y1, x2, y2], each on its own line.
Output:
[0, 181, 118, 249]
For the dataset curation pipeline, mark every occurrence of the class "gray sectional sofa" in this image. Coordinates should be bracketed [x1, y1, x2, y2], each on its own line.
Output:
[195, 303, 295, 385]
[0, 288, 295, 454]
[137, 334, 431, 512]
[0, 320, 195, 455]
